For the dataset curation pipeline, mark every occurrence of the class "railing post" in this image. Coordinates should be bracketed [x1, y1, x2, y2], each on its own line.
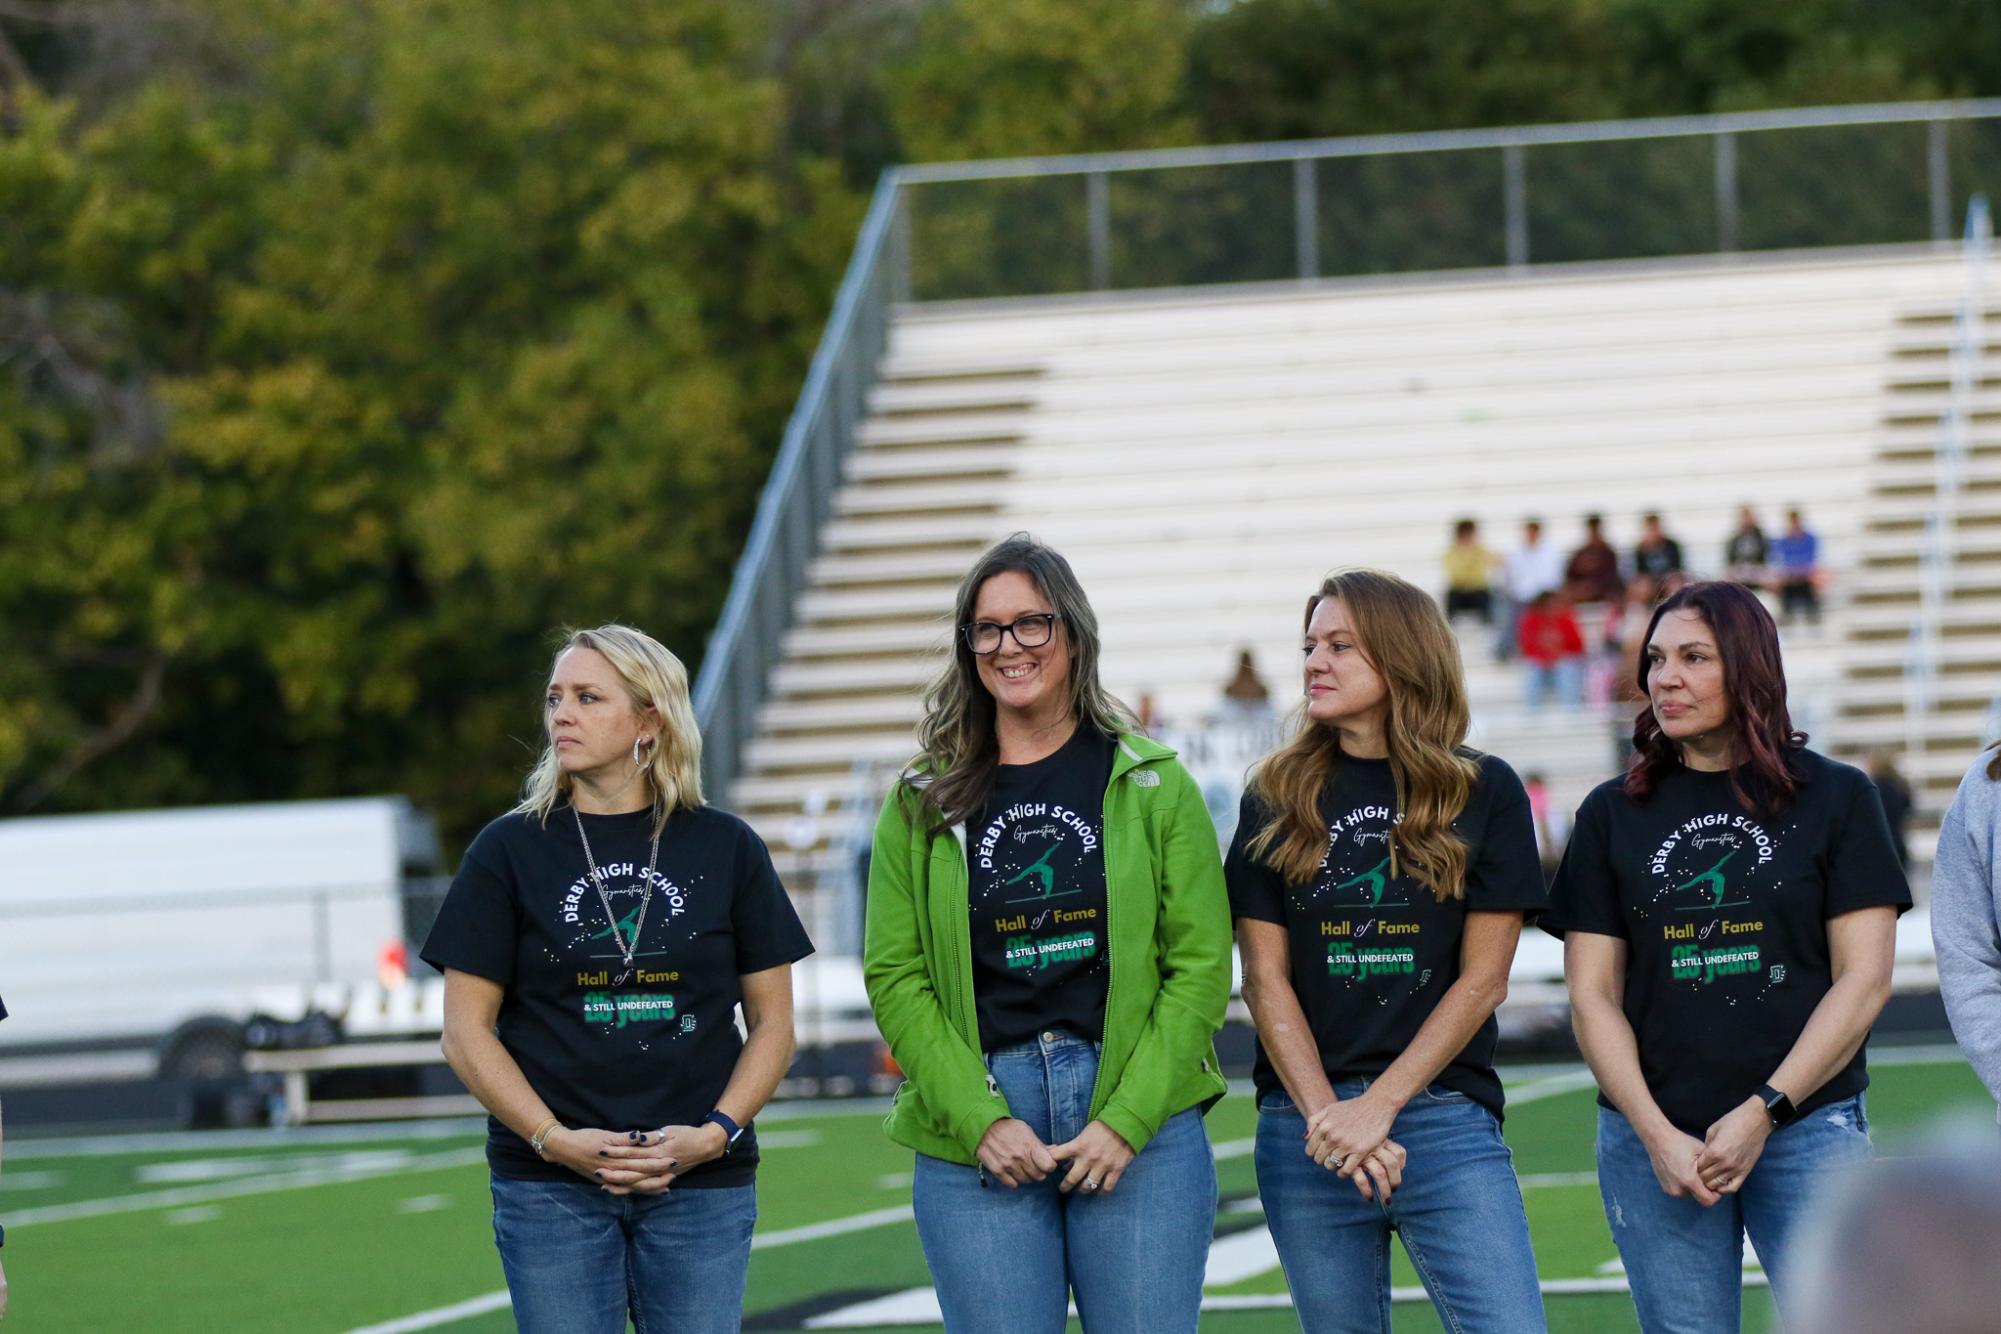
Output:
[891, 185, 913, 303]
[1086, 171, 1112, 290]
[1714, 130, 1739, 253]
[1502, 143, 1528, 272]
[1929, 118, 1953, 243]
[1293, 157, 1320, 280]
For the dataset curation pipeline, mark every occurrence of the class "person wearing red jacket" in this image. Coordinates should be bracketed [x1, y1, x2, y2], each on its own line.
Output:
[1518, 591, 1586, 710]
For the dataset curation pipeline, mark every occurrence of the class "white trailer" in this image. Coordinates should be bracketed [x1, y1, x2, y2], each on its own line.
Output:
[0, 797, 440, 1087]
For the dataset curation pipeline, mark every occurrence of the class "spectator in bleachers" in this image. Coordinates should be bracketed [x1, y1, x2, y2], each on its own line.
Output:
[1219, 648, 1276, 728]
[1772, 508, 1822, 626]
[1867, 750, 1913, 871]
[1441, 518, 1499, 625]
[865, 534, 1229, 1334]
[1601, 575, 1660, 768]
[1632, 512, 1685, 583]
[1518, 591, 1586, 710]
[1544, 580, 1908, 1334]
[1564, 513, 1625, 606]
[1498, 518, 1564, 662]
[1134, 691, 1163, 737]
[1226, 568, 1547, 1332]
[1724, 505, 1769, 585]
[1602, 575, 1659, 690]
[1523, 771, 1570, 882]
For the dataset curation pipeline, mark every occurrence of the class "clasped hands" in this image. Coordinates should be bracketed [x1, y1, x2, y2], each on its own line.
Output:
[1644, 1097, 1772, 1206]
[545, 1122, 732, 1195]
[976, 1117, 1135, 1193]
[1302, 1092, 1407, 1203]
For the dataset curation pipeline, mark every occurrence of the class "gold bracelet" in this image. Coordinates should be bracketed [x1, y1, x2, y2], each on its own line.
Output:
[529, 1117, 563, 1159]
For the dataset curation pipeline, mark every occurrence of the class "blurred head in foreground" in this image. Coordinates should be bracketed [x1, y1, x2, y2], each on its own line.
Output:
[1787, 1127, 2001, 1334]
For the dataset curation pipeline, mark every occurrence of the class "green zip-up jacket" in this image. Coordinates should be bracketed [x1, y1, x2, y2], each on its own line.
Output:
[863, 731, 1231, 1162]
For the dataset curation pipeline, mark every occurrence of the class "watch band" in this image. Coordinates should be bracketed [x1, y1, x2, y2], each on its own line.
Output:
[1756, 1083, 1797, 1130]
[703, 1110, 744, 1151]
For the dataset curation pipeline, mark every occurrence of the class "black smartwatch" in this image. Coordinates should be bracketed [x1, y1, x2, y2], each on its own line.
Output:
[1756, 1083, 1797, 1130]
[703, 1110, 745, 1154]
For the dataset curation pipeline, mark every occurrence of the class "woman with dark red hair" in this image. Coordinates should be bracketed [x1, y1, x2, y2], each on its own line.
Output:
[1541, 581, 1909, 1332]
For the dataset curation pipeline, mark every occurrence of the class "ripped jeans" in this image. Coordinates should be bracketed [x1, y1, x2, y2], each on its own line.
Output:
[1596, 1095, 1872, 1334]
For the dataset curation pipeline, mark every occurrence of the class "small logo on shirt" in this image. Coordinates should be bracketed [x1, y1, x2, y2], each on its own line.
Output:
[1127, 769, 1160, 788]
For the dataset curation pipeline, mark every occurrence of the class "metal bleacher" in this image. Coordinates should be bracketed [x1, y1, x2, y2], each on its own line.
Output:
[694, 102, 2001, 946]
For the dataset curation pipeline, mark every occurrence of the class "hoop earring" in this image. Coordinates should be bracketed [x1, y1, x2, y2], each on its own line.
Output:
[632, 736, 653, 770]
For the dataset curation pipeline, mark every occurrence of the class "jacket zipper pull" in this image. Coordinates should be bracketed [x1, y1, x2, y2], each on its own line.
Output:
[987, 1072, 1000, 1097]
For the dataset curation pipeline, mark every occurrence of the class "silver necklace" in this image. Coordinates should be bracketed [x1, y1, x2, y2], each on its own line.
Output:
[572, 804, 661, 986]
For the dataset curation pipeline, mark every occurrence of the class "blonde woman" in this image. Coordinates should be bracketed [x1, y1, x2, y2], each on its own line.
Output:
[864, 534, 1232, 1334]
[1226, 570, 1548, 1332]
[424, 625, 812, 1334]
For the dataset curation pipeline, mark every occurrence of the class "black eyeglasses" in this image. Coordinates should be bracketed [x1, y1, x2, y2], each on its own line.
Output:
[961, 612, 1060, 655]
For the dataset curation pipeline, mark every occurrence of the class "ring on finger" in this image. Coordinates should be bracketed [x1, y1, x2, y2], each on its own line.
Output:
[1082, 1178, 1100, 1192]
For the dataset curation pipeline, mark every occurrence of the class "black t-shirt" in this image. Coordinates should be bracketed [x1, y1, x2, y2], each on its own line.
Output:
[967, 724, 1115, 1051]
[1635, 538, 1685, 579]
[420, 802, 813, 1185]
[1541, 750, 1911, 1134]
[1226, 752, 1547, 1117]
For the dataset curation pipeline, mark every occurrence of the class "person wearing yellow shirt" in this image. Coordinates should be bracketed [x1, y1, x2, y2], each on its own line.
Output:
[1441, 518, 1500, 626]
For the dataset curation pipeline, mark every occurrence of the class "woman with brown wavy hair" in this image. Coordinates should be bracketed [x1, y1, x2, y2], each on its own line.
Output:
[1543, 580, 1909, 1332]
[1225, 569, 1549, 1332]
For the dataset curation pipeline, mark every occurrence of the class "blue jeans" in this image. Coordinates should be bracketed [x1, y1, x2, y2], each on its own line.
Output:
[489, 1173, 756, 1334]
[1255, 1081, 1545, 1334]
[1524, 658, 1584, 710]
[1596, 1096, 1873, 1333]
[912, 1032, 1217, 1334]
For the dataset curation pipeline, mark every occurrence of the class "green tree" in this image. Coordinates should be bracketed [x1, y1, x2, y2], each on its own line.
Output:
[887, 0, 1195, 162]
[0, 0, 864, 848]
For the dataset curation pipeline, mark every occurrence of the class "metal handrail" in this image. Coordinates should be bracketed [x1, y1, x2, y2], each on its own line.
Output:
[691, 173, 905, 799]
[1905, 194, 1992, 766]
[896, 98, 2001, 183]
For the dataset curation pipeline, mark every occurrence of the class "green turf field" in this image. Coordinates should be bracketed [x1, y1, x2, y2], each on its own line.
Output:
[9, 1049, 1990, 1333]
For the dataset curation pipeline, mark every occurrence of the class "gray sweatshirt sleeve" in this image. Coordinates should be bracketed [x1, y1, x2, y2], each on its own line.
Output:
[1931, 760, 2001, 1105]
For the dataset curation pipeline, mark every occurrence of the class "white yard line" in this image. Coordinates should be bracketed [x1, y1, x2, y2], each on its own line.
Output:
[805, 1268, 1757, 1328]
[1204, 1226, 1281, 1286]
[1867, 1042, 1973, 1067]
[341, 1199, 922, 1333]
[9, 1118, 488, 1161]
[7, 1147, 488, 1227]
[751, 1204, 914, 1249]
[1519, 1170, 1600, 1188]
[343, 1292, 514, 1334]
[1503, 1068, 1602, 1106]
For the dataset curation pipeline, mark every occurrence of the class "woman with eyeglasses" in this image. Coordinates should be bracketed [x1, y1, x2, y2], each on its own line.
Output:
[863, 533, 1232, 1334]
